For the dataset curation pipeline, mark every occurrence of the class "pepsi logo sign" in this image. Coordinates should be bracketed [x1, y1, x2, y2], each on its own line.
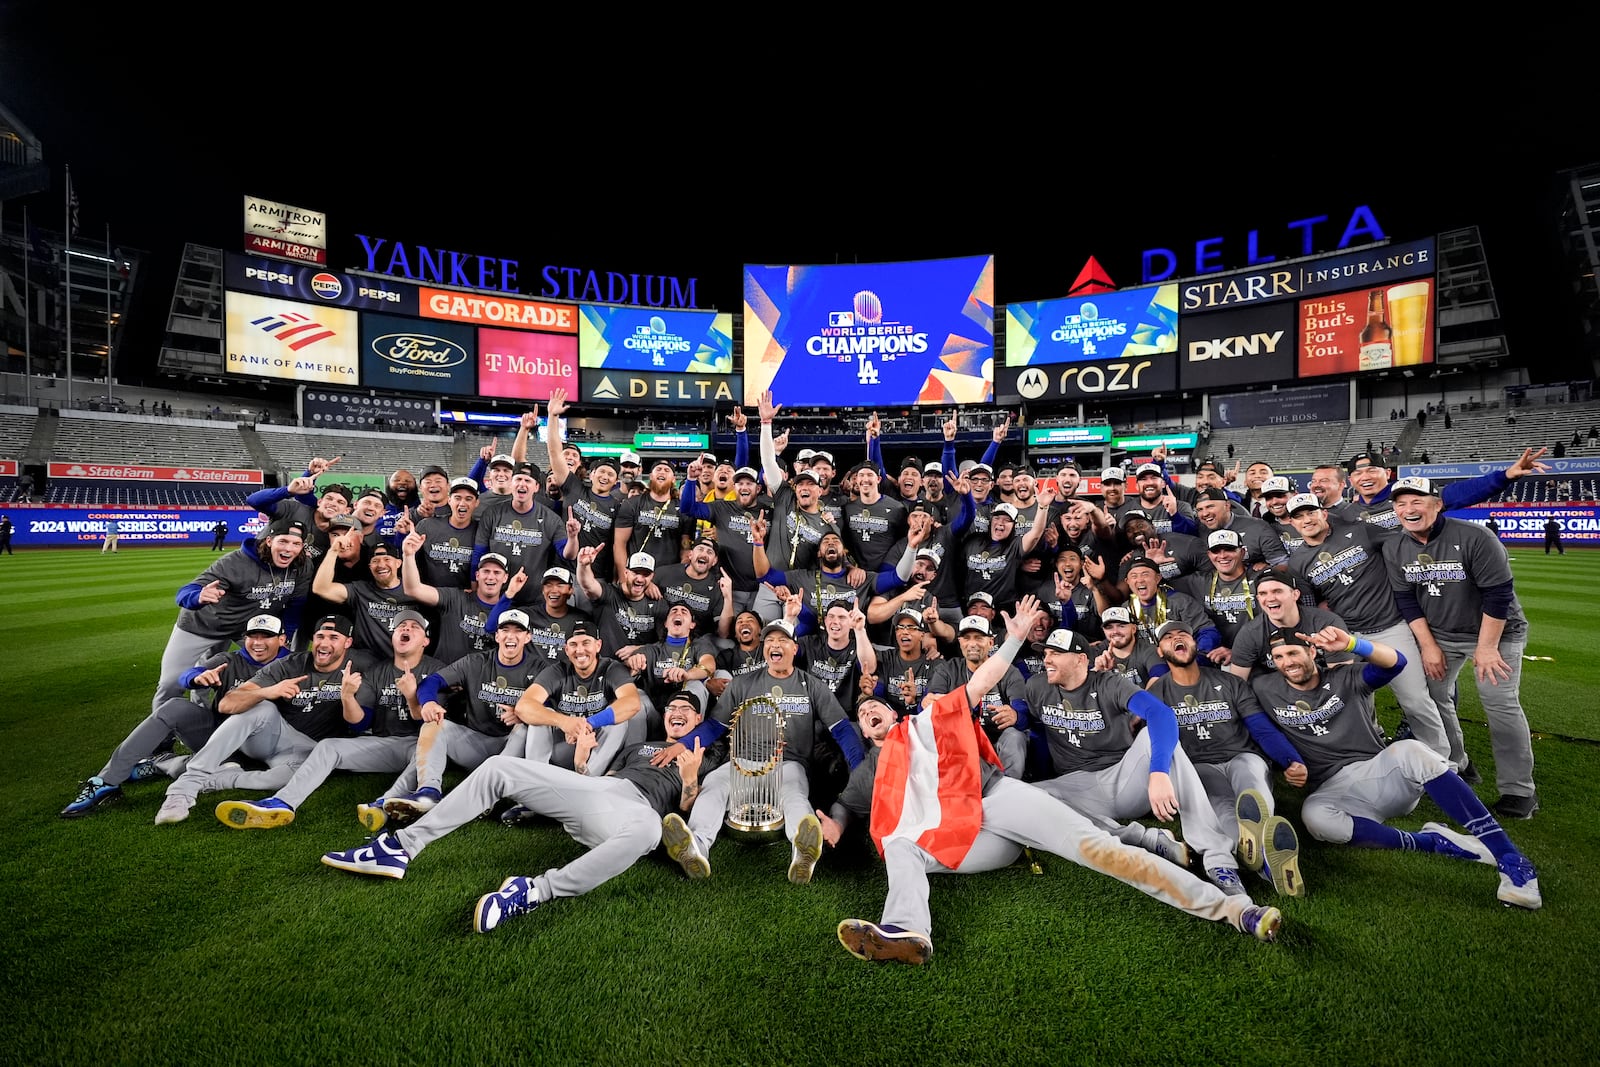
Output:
[310, 273, 343, 300]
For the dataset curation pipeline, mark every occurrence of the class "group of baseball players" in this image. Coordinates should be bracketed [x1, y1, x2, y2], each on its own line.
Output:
[60, 388, 1551, 958]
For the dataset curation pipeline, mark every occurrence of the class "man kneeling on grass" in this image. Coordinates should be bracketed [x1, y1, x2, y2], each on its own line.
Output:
[829, 596, 1282, 965]
[320, 690, 717, 934]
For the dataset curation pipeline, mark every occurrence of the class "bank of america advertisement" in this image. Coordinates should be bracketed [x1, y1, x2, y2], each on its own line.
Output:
[579, 306, 734, 373]
[1006, 284, 1178, 367]
[225, 292, 359, 385]
[743, 255, 994, 406]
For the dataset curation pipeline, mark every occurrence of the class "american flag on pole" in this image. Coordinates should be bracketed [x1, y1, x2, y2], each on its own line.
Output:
[68, 171, 80, 238]
[869, 690, 1003, 869]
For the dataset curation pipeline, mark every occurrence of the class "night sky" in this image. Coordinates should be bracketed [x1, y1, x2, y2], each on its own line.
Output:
[4, 14, 1593, 383]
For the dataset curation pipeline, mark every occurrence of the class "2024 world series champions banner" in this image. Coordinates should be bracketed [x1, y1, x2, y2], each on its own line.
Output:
[742, 256, 995, 407]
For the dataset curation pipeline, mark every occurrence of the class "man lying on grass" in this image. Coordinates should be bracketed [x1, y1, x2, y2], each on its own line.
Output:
[829, 596, 1284, 965]
[320, 690, 716, 934]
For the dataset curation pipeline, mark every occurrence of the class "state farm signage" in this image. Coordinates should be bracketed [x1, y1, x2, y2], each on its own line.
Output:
[49, 463, 264, 483]
[420, 288, 576, 332]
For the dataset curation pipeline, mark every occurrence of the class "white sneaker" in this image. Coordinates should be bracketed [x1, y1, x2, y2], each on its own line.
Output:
[154, 794, 194, 825]
[1420, 821, 1495, 865]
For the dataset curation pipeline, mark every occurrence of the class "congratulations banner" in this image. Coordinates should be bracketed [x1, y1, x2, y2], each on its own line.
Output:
[579, 306, 734, 373]
[1448, 502, 1600, 544]
[1, 506, 261, 546]
[1006, 284, 1177, 367]
[743, 255, 994, 407]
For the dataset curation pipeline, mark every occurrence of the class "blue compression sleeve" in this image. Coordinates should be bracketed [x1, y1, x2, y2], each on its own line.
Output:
[1242, 711, 1304, 769]
[829, 718, 865, 769]
[1127, 689, 1178, 775]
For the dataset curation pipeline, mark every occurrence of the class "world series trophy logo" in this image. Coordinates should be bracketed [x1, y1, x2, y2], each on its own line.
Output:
[724, 688, 786, 842]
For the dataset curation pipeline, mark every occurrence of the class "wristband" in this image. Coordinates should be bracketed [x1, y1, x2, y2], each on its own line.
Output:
[998, 636, 1024, 663]
[750, 542, 764, 547]
[1344, 635, 1358, 652]
[1351, 637, 1374, 658]
[587, 706, 617, 729]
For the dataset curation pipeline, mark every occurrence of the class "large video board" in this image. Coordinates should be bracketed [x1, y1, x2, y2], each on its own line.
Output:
[1298, 278, 1435, 377]
[1006, 284, 1178, 367]
[579, 305, 734, 373]
[743, 255, 994, 407]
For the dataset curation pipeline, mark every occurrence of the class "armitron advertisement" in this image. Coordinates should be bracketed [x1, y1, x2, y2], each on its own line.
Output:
[242, 195, 326, 265]
[743, 255, 994, 407]
[579, 306, 734, 373]
[226, 292, 359, 386]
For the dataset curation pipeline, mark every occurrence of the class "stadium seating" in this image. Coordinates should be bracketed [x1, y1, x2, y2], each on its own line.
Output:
[1412, 400, 1600, 464]
[0, 408, 38, 459]
[254, 424, 454, 481]
[42, 479, 253, 506]
[52, 410, 257, 468]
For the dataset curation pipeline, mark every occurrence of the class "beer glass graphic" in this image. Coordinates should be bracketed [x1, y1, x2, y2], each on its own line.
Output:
[1388, 282, 1431, 366]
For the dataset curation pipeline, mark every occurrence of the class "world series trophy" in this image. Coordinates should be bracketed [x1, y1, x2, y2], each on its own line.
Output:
[724, 688, 786, 843]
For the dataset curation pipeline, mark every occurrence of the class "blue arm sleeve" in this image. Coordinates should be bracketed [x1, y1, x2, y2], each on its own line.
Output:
[178, 666, 207, 690]
[175, 581, 205, 609]
[1195, 624, 1222, 653]
[1479, 580, 1515, 620]
[1056, 596, 1078, 628]
[1362, 649, 1407, 690]
[417, 673, 447, 706]
[1008, 699, 1030, 733]
[829, 718, 866, 769]
[485, 597, 510, 633]
[1242, 711, 1304, 769]
[349, 707, 374, 733]
[676, 717, 729, 752]
[872, 569, 906, 594]
[981, 440, 1000, 467]
[1441, 470, 1508, 510]
[1146, 662, 1170, 680]
[468, 456, 488, 490]
[734, 429, 749, 470]
[942, 439, 957, 477]
[471, 544, 486, 571]
[867, 435, 886, 481]
[1127, 689, 1178, 775]
[679, 479, 711, 520]
[245, 486, 290, 512]
[1169, 511, 1199, 536]
[1393, 589, 1425, 622]
[948, 491, 974, 537]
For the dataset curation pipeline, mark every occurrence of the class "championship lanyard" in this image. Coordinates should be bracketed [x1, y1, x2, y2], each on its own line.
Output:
[1130, 592, 1169, 637]
[1210, 572, 1254, 619]
[647, 496, 673, 542]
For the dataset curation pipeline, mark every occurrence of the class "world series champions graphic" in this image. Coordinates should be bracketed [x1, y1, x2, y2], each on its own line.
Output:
[743, 255, 994, 406]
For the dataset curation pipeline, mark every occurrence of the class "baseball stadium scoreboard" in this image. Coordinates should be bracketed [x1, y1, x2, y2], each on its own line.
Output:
[222, 204, 1438, 418]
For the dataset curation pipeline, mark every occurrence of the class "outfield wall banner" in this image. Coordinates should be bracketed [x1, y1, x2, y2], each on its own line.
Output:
[579, 305, 735, 373]
[0, 506, 262, 546]
[1403, 458, 1600, 478]
[1006, 284, 1178, 367]
[1448, 502, 1600, 544]
[1211, 382, 1348, 429]
[47, 462, 263, 483]
[225, 253, 417, 314]
[743, 255, 995, 407]
[997, 354, 1177, 403]
[226, 292, 360, 386]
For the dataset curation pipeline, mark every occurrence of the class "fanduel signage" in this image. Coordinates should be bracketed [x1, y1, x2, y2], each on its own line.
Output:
[1141, 206, 1385, 282]
[354, 235, 702, 309]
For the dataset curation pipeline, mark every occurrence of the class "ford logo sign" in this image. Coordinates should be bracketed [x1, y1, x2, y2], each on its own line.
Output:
[374, 333, 468, 369]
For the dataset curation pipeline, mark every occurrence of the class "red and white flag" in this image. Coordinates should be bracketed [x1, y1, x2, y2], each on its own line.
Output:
[869, 690, 1003, 869]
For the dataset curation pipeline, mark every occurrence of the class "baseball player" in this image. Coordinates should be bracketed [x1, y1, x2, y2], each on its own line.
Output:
[399, 536, 513, 664]
[1088, 605, 1164, 687]
[1250, 624, 1540, 909]
[676, 464, 769, 616]
[472, 461, 566, 601]
[546, 391, 624, 582]
[213, 609, 444, 828]
[373, 608, 541, 830]
[1224, 572, 1354, 681]
[659, 618, 865, 885]
[62, 614, 289, 818]
[1384, 477, 1540, 820]
[831, 599, 1281, 964]
[404, 476, 482, 590]
[1167, 528, 1257, 664]
[925, 614, 1031, 778]
[1284, 491, 1456, 769]
[507, 619, 641, 776]
[147, 518, 313, 718]
[1147, 617, 1307, 895]
[312, 534, 424, 657]
[613, 460, 688, 575]
[153, 615, 367, 825]
[1025, 625, 1247, 895]
[320, 690, 720, 934]
[868, 607, 941, 716]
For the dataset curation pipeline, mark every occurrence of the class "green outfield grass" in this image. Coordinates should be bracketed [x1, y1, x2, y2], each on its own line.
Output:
[4, 547, 1597, 1066]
